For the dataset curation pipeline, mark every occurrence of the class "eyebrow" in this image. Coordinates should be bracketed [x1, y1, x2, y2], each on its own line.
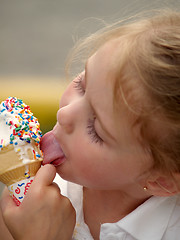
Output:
[85, 60, 116, 142]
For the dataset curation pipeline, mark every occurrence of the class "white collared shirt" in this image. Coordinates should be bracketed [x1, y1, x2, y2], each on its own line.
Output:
[54, 175, 180, 240]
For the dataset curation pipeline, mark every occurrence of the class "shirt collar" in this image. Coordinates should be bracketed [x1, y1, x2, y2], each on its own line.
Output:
[112, 196, 178, 240]
[59, 177, 178, 240]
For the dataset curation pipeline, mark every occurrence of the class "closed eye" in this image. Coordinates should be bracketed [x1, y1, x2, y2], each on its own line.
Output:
[87, 118, 103, 145]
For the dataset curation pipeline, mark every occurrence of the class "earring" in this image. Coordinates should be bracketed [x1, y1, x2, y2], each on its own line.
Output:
[143, 187, 147, 191]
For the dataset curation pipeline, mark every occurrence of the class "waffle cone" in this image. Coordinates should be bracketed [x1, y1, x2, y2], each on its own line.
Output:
[0, 160, 42, 186]
[0, 143, 43, 186]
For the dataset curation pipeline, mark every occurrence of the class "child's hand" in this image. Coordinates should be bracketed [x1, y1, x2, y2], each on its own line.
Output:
[0, 164, 76, 240]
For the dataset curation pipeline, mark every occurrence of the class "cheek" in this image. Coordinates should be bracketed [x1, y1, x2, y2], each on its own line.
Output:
[71, 143, 107, 177]
[69, 138, 97, 167]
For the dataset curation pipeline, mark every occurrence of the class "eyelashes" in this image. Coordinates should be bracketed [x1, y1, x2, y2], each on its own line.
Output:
[73, 72, 103, 146]
[87, 118, 103, 145]
[73, 74, 85, 95]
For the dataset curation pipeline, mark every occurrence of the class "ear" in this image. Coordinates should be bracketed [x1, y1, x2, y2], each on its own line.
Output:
[146, 172, 180, 197]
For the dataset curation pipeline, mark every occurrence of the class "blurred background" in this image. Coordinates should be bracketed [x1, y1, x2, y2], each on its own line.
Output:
[0, 0, 180, 194]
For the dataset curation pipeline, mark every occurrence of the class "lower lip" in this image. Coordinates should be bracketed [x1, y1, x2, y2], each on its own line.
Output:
[50, 157, 66, 167]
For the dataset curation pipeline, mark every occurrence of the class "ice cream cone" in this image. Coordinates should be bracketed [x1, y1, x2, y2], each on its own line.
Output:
[0, 144, 43, 206]
[0, 143, 42, 185]
[0, 97, 43, 205]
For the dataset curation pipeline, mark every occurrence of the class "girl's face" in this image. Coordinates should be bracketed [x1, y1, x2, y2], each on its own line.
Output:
[41, 39, 153, 192]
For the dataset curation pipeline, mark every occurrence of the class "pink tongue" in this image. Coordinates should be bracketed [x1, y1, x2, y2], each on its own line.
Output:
[40, 131, 65, 165]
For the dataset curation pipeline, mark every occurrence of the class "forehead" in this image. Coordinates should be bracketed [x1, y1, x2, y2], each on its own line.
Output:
[88, 39, 120, 81]
[87, 40, 151, 158]
[88, 40, 143, 138]
[93, 38, 147, 120]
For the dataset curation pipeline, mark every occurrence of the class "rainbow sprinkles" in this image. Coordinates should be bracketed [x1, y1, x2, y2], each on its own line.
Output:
[0, 97, 42, 163]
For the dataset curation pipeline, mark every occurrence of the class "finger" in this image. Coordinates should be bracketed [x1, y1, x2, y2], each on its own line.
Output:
[32, 164, 56, 187]
[51, 182, 61, 193]
[0, 187, 16, 213]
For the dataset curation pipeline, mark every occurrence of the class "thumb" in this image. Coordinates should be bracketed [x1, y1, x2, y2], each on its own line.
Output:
[1, 187, 17, 213]
[32, 164, 56, 187]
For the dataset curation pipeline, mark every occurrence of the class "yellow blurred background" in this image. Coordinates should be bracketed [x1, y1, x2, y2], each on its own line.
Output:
[0, 77, 68, 134]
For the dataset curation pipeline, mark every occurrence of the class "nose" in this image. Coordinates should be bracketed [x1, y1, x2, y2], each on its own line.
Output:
[57, 105, 74, 134]
[57, 94, 86, 134]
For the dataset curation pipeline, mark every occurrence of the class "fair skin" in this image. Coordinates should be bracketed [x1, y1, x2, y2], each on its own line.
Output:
[53, 39, 153, 191]
[51, 38, 180, 239]
[42, 38, 153, 239]
[0, 165, 76, 240]
[1, 37, 179, 240]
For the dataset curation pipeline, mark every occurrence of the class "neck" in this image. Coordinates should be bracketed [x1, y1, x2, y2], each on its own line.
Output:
[83, 187, 148, 222]
[83, 187, 150, 240]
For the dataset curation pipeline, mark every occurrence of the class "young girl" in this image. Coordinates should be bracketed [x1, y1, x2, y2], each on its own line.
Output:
[1, 9, 180, 240]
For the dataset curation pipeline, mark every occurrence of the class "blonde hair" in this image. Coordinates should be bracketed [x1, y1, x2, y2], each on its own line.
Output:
[66, 9, 180, 174]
